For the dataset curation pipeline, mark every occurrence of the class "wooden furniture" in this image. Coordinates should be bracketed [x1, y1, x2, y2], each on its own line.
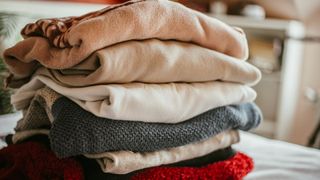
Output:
[210, 15, 305, 140]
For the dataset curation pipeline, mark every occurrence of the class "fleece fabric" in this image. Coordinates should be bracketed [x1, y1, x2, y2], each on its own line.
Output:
[6, 39, 260, 88]
[4, 0, 248, 80]
[131, 152, 254, 180]
[12, 87, 261, 158]
[11, 75, 257, 123]
[0, 136, 84, 180]
[84, 130, 239, 174]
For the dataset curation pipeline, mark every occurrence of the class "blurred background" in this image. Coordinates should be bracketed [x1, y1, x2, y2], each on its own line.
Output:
[0, 0, 320, 147]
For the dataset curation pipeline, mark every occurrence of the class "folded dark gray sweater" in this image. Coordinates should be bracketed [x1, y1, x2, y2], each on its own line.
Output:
[49, 97, 261, 158]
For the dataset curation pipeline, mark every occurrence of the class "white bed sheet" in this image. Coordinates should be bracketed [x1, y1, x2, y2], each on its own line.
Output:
[235, 131, 320, 180]
[1, 113, 320, 179]
[0, 112, 21, 149]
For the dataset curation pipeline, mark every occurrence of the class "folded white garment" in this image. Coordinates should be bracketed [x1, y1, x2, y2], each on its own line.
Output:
[11, 75, 256, 123]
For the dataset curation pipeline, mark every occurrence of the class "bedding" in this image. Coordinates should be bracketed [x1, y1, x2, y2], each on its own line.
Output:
[0, 113, 21, 149]
[234, 132, 320, 180]
[1, 1, 319, 179]
[1, 1, 259, 178]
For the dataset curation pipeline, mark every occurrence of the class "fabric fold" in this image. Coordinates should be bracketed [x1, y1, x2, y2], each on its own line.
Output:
[85, 130, 239, 174]
[6, 39, 260, 88]
[78, 147, 236, 179]
[2, 1, 260, 179]
[12, 87, 262, 157]
[11, 75, 257, 123]
[4, 0, 248, 80]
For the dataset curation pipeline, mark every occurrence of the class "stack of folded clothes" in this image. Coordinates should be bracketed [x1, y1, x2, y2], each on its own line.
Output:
[1, 0, 262, 179]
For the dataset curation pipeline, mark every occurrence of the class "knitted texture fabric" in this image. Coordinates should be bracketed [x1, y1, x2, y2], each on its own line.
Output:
[131, 152, 254, 180]
[84, 130, 239, 174]
[50, 97, 261, 158]
[0, 137, 84, 180]
[14, 86, 58, 132]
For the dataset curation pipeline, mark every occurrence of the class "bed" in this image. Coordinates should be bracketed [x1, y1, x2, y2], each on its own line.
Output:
[1, 112, 320, 179]
[234, 132, 320, 180]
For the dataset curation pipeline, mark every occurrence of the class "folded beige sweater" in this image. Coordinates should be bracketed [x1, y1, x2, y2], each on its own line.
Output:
[17, 39, 258, 87]
[12, 75, 256, 123]
[4, 0, 248, 80]
[85, 130, 239, 174]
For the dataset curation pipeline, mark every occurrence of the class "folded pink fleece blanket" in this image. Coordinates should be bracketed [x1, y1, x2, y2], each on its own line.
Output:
[3, 0, 248, 80]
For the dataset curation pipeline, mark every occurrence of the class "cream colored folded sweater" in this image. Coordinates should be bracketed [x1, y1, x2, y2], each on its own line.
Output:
[12, 75, 256, 123]
[11, 39, 259, 88]
[85, 130, 239, 174]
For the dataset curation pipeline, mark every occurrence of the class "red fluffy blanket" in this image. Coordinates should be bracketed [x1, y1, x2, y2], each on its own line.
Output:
[132, 152, 254, 180]
[0, 140, 253, 180]
[0, 141, 84, 180]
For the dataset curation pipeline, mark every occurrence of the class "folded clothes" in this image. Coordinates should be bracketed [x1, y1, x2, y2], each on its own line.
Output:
[13, 87, 261, 158]
[7, 39, 260, 88]
[4, 0, 248, 80]
[12, 75, 257, 123]
[78, 147, 236, 179]
[132, 152, 254, 180]
[85, 130, 239, 174]
[0, 136, 84, 180]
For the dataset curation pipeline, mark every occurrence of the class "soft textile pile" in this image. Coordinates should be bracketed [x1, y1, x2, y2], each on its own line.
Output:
[0, 136, 84, 180]
[1, 0, 262, 179]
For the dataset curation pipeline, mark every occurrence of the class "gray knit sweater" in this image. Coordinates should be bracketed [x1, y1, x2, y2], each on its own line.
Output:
[50, 97, 262, 158]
